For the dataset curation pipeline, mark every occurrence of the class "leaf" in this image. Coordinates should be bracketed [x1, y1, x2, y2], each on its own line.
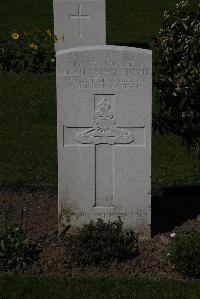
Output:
[0, 240, 5, 251]
[15, 241, 19, 248]
[182, 21, 188, 30]
[171, 21, 179, 29]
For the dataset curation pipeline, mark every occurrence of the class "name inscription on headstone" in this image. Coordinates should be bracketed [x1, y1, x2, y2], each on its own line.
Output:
[78, 210, 149, 218]
[58, 59, 151, 90]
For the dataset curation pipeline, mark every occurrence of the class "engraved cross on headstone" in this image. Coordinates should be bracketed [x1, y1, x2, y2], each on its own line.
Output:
[68, 3, 91, 38]
[64, 95, 139, 208]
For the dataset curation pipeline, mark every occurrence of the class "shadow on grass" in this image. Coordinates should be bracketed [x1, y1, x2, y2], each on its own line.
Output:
[152, 185, 200, 236]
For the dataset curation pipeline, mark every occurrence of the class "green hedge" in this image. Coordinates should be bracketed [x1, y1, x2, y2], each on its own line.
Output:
[153, 1, 200, 150]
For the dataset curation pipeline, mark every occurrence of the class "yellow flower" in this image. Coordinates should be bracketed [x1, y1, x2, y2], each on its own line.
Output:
[29, 43, 38, 50]
[46, 30, 52, 37]
[175, 78, 185, 91]
[159, 37, 168, 45]
[11, 32, 19, 40]
[56, 34, 64, 43]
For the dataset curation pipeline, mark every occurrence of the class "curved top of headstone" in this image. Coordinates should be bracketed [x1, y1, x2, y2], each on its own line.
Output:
[56, 45, 152, 93]
[56, 45, 152, 56]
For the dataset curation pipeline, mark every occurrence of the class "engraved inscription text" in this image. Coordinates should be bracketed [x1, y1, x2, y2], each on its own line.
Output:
[58, 60, 151, 90]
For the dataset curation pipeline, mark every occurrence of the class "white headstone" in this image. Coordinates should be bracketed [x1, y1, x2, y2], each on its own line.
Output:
[53, 0, 106, 51]
[56, 46, 152, 235]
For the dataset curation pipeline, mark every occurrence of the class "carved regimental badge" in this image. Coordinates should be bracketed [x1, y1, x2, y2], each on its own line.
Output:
[75, 98, 134, 145]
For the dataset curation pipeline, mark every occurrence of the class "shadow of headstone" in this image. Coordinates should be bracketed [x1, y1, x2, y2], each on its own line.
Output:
[152, 185, 200, 236]
[111, 42, 150, 49]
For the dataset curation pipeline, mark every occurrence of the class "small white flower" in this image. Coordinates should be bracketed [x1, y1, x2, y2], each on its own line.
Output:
[170, 233, 176, 238]
[194, 23, 200, 32]
[176, 1, 189, 9]
[166, 252, 170, 256]
[164, 10, 170, 19]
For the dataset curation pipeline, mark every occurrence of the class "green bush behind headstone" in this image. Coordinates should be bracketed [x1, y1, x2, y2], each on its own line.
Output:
[153, 1, 200, 153]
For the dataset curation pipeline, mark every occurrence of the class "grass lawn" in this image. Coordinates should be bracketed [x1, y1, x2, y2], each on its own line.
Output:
[0, 73, 57, 188]
[1, 275, 200, 299]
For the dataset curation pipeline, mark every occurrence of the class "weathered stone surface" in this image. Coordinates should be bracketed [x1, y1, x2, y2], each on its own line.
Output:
[53, 0, 106, 50]
[56, 45, 152, 234]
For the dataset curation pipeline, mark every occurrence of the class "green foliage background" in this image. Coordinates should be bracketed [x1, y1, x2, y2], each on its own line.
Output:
[153, 1, 200, 149]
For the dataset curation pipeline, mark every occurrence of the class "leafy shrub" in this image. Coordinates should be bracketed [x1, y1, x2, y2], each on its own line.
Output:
[65, 218, 139, 266]
[153, 1, 200, 152]
[0, 226, 38, 271]
[168, 230, 200, 277]
[0, 29, 55, 73]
